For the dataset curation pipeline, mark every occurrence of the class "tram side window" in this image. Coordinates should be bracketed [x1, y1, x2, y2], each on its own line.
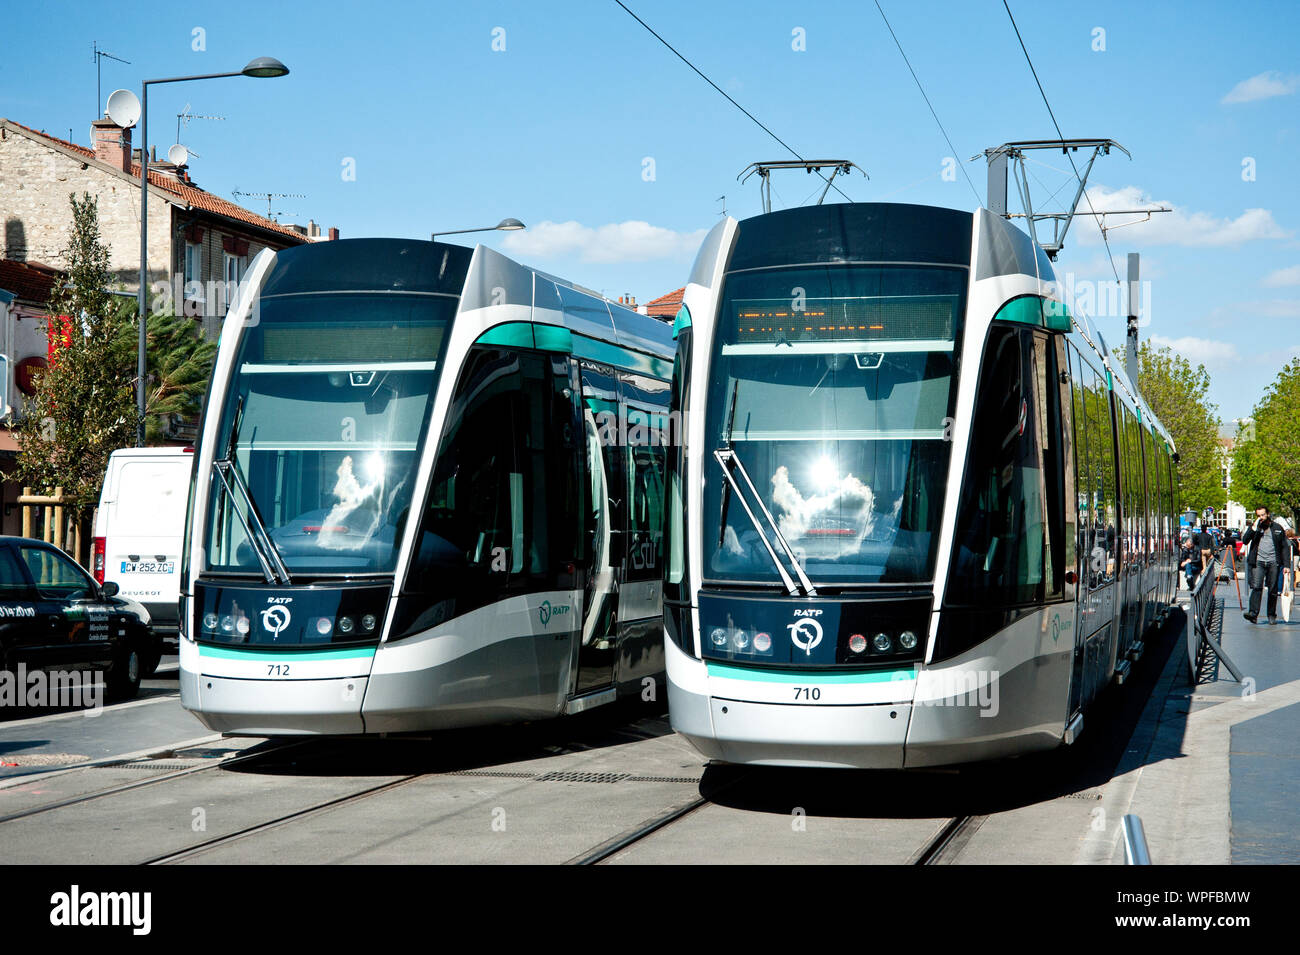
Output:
[1145, 431, 1158, 563]
[1069, 348, 1090, 581]
[665, 332, 691, 600]
[1081, 365, 1110, 586]
[399, 348, 573, 632]
[948, 326, 1064, 606]
[1121, 408, 1139, 561]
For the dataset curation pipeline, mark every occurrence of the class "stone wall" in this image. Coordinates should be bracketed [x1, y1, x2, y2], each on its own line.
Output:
[0, 127, 173, 290]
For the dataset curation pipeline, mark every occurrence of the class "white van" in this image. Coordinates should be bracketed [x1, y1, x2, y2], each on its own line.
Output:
[93, 447, 194, 664]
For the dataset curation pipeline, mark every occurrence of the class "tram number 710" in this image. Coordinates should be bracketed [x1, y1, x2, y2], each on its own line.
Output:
[792, 687, 821, 701]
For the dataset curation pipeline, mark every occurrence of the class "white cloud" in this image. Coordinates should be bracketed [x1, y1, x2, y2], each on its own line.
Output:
[1149, 334, 1241, 365]
[501, 220, 708, 264]
[1221, 71, 1300, 104]
[1263, 265, 1300, 287]
[1074, 185, 1290, 247]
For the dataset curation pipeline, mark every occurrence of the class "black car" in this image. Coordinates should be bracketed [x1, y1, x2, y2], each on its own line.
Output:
[0, 536, 156, 703]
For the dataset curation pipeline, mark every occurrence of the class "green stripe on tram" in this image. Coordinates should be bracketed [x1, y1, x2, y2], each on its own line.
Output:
[673, 304, 692, 339]
[571, 334, 674, 378]
[706, 662, 918, 684]
[475, 322, 573, 353]
[473, 323, 670, 377]
[992, 295, 1071, 333]
[199, 645, 377, 661]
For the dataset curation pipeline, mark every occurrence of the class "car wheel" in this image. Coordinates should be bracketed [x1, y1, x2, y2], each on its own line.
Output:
[109, 646, 142, 701]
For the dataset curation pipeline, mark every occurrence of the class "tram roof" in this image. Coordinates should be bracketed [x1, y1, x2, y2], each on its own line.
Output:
[256, 237, 674, 364]
[458, 243, 675, 362]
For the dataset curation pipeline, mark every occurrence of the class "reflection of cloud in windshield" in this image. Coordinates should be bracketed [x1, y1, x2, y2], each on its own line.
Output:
[319, 455, 381, 551]
[771, 465, 876, 556]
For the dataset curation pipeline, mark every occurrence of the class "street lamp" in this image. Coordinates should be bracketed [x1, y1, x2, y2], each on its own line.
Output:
[136, 57, 289, 446]
[430, 218, 526, 240]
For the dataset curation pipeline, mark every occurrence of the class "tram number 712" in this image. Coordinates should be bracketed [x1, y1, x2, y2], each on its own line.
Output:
[267, 664, 290, 677]
[792, 687, 821, 701]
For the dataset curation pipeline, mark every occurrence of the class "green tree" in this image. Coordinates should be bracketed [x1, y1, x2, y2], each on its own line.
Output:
[1120, 341, 1225, 514]
[7, 193, 138, 515]
[115, 304, 217, 443]
[1231, 360, 1300, 525]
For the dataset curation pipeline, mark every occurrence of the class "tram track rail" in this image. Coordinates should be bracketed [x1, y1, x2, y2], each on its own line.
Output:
[911, 815, 985, 865]
[143, 772, 428, 865]
[0, 739, 306, 826]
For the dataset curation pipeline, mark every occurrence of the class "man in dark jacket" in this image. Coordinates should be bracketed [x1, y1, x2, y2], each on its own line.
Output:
[1193, 526, 1216, 570]
[1242, 507, 1293, 624]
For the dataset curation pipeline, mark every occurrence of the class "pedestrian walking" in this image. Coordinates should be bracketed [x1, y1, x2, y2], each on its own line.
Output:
[1242, 507, 1293, 624]
[1193, 525, 1216, 573]
[1179, 538, 1202, 592]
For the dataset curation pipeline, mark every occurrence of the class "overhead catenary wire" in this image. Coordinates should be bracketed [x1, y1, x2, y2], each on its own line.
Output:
[1002, 0, 1121, 284]
[612, 0, 855, 205]
[872, 0, 983, 206]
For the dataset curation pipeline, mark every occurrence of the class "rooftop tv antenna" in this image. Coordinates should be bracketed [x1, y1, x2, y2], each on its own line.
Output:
[233, 190, 307, 222]
[738, 160, 867, 214]
[93, 42, 130, 122]
[983, 138, 1170, 259]
[176, 104, 225, 151]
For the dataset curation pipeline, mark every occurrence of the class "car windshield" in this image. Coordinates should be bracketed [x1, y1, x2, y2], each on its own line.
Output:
[702, 264, 966, 588]
[204, 292, 456, 576]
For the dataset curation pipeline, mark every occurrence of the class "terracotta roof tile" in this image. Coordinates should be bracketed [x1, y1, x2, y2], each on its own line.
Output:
[645, 286, 684, 317]
[3, 118, 306, 243]
[0, 259, 61, 305]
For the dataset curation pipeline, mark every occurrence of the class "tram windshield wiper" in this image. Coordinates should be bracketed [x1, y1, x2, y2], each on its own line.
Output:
[212, 397, 292, 585]
[713, 448, 818, 597]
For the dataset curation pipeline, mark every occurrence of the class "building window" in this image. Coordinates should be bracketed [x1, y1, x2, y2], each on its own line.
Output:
[223, 254, 244, 313]
[183, 243, 203, 313]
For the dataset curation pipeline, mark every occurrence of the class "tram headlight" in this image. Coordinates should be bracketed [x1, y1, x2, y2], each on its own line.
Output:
[899, 630, 918, 650]
[202, 613, 219, 632]
[315, 617, 334, 636]
[872, 632, 892, 652]
[731, 629, 751, 651]
[848, 633, 867, 654]
[338, 615, 355, 635]
[361, 614, 377, 632]
[710, 628, 728, 647]
[220, 615, 235, 633]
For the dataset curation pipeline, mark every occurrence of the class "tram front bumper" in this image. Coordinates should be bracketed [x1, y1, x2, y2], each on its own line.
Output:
[666, 641, 912, 769]
[179, 641, 369, 735]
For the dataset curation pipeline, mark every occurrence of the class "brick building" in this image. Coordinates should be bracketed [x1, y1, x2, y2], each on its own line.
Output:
[0, 113, 334, 532]
[1, 115, 333, 338]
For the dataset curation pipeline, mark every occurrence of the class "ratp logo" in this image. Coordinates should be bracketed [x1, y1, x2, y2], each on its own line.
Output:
[260, 605, 291, 637]
[538, 600, 570, 626]
[787, 618, 823, 656]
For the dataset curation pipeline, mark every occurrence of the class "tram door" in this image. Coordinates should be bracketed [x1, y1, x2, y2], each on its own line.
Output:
[617, 372, 670, 687]
[575, 361, 624, 694]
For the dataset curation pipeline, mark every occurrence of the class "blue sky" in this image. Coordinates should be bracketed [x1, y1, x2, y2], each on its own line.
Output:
[4, 0, 1298, 422]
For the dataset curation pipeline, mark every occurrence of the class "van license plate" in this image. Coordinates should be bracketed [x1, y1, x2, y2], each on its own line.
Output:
[121, 560, 174, 574]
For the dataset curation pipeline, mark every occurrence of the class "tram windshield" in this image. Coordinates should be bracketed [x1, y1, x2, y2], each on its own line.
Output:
[204, 292, 456, 576]
[703, 265, 966, 588]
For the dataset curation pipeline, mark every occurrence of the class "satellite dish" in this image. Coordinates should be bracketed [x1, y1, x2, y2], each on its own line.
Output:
[167, 144, 189, 166]
[105, 89, 140, 128]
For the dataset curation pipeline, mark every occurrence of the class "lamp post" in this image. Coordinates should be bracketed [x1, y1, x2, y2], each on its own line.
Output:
[136, 56, 289, 446]
[430, 218, 526, 240]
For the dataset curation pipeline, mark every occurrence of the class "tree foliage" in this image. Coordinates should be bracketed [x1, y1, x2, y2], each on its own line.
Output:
[5, 193, 218, 515]
[1231, 359, 1300, 525]
[123, 307, 217, 444]
[7, 193, 137, 515]
[1120, 341, 1225, 514]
